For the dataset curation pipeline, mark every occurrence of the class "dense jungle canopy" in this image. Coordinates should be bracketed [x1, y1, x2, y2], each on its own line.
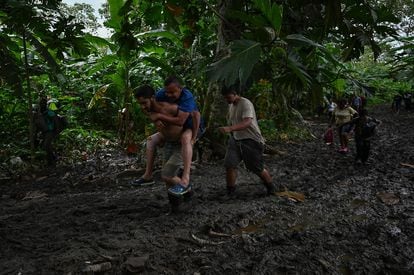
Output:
[0, 0, 413, 163]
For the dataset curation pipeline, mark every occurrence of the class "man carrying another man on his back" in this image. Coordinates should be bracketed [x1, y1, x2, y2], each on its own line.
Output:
[132, 77, 202, 196]
[134, 85, 188, 190]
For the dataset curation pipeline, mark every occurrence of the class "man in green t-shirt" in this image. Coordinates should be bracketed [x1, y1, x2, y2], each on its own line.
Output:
[218, 86, 278, 196]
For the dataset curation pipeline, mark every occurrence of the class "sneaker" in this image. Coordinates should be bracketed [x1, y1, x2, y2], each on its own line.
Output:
[168, 183, 192, 196]
[338, 147, 349, 153]
[130, 178, 155, 187]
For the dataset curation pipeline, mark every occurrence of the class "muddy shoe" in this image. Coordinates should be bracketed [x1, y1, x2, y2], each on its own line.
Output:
[130, 178, 155, 187]
[168, 183, 192, 197]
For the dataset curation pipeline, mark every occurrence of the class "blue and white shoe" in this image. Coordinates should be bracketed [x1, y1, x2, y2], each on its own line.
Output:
[168, 183, 191, 196]
[130, 178, 155, 187]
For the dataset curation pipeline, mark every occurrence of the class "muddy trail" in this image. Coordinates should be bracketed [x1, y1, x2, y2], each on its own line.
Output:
[1, 106, 413, 274]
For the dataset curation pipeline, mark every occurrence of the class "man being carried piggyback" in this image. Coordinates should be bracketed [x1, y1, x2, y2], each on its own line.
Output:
[132, 77, 202, 197]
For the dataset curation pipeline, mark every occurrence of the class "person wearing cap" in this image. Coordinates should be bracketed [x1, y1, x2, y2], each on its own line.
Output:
[36, 96, 62, 166]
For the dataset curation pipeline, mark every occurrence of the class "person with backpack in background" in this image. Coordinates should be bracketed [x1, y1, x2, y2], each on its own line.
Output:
[392, 93, 403, 114]
[403, 92, 412, 111]
[330, 98, 358, 153]
[34, 96, 66, 166]
[345, 109, 381, 164]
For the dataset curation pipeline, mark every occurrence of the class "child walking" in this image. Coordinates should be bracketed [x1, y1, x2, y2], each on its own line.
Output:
[347, 109, 381, 164]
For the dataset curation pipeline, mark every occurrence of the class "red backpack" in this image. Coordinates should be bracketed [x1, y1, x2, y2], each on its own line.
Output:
[323, 128, 334, 144]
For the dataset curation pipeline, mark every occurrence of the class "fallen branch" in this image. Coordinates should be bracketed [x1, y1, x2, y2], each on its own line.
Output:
[401, 163, 414, 169]
[191, 233, 226, 246]
[208, 229, 233, 238]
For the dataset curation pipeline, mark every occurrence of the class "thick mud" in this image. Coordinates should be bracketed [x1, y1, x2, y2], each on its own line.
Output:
[1, 106, 413, 274]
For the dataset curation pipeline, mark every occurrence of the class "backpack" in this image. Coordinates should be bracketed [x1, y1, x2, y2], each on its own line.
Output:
[33, 111, 48, 133]
[55, 114, 68, 133]
[323, 127, 334, 144]
[361, 119, 377, 139]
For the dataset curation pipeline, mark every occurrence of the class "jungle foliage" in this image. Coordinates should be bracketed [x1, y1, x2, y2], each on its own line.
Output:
[0, 0, 413, 165]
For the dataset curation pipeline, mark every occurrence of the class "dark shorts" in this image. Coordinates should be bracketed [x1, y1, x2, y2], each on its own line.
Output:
[224, 136, 264, 175]
[338, 124, 353, 135]
[162, 142, 182, 178]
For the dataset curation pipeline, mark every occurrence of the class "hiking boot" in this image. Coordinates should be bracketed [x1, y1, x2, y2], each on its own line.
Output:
[130, 178, 155, 187]
[168, 183, 192, 197]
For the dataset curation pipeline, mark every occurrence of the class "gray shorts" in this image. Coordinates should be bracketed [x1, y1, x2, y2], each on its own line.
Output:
[161, 142, 182, 178]
[224, 136, 264, 175]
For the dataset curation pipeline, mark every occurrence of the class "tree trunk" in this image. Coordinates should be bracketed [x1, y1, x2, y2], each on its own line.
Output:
[205, 0, 242, 131]
[23, 29, 35, 164]
[119, 62, 133, 147]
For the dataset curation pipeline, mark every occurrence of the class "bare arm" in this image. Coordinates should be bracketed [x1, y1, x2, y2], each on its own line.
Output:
[153, 110, 189, 126]
[219, 117, 252, 134]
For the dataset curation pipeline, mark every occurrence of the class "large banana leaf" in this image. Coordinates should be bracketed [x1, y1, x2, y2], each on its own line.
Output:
[208, 39, 262, 87]
[252, 0, 283, 35]
[107, 0, 125, 32]
[142, 56, 177, 77]
[285, 53, 312, 89]
[285, 34, 341, 67]
[84, 34, 114, 50]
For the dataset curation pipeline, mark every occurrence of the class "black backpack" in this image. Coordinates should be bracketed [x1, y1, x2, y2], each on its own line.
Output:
[55, 114, 68, 133]
[361, 119, 377, 139]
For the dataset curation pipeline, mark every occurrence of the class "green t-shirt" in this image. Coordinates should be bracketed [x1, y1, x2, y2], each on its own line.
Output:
[334, 106, 357, 126]
[228, 97, 264, 144]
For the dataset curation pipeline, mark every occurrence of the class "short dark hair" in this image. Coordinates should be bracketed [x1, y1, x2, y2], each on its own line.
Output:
[221, 85, 238, 96]
[164, 76, 181, 87]
[134, 85, 155, 99]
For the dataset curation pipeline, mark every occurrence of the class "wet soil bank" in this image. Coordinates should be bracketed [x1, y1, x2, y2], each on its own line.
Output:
[1, 106, 413, 274]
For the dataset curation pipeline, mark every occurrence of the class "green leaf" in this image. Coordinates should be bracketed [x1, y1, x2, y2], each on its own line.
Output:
[85, 55, 118, 76]
[84, 34, 113, 49]
[286, 53, 312, 88]
[135, 29, 181, 45]
[208, 40, 262, 86]
[88, 84, 111, 110]
[107, 0, 125, 32]
[286, 34, 341, 66]
[252, 0, 283, 35]
[332, 78, 346, 93]
[227, 10, 268, 28]
[285, 34, 323, 48]
[142, 56, 177, 77]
